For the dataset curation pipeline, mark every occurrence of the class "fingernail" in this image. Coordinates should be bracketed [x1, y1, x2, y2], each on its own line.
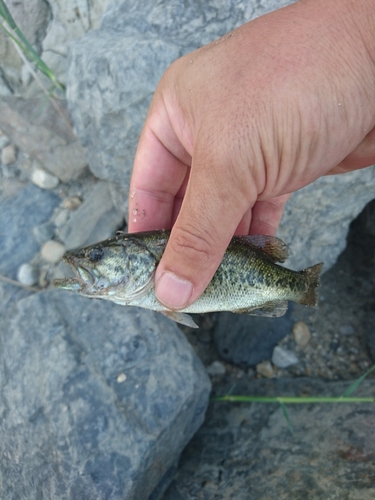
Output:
[155, 272, 193, 310]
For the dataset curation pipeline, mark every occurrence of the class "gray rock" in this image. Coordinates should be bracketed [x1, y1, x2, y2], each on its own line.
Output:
[67, 0, 291, 190]
[58, 181, 124, 250]
[0, 291, 211, 500]
[271, 346, 299, 369]
[1, 143, 17, 164]
[206, 361, 226, 376]
[0, 184, 59, 279]
[0, 133, 10, 150]
[214, 309, 294, 367]
[0, 97, 87, 182]
[164, 377, 375, 499]
[32, 221, 56, 245]
[277, 168, 375, 271]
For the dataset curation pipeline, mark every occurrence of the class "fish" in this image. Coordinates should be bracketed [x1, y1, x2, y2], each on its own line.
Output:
[53, 230, 323, 329]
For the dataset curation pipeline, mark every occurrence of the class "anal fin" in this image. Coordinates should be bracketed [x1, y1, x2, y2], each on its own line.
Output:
[233, 300, 288, 318]
[161, 310, 198, 328]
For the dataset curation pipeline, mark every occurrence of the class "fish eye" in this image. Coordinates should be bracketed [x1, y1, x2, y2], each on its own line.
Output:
[87, 247, 104, 262]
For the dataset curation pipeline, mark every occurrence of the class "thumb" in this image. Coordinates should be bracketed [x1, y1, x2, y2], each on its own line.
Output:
[154, 154, 256, 310]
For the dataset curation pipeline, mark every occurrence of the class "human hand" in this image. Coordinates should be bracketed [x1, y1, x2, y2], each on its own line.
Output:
[129, 0, 375, 310]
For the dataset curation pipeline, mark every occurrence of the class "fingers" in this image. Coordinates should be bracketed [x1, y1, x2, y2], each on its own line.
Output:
[154, 149, 257, 310]
[249, 194, 291, 236]
[328, 126, 375, 174]
[128, 101, 191, 233]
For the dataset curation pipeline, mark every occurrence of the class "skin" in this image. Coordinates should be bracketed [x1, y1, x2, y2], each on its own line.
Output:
[128, 0, 375, 310]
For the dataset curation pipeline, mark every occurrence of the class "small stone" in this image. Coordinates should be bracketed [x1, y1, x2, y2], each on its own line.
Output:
[116, 373, 127, 383]
[339, 324, 355, 336]
[31, 169, 59, 190]
[256, 361, 274, 378]
[54, 209, 69, 228]
[32, 222, 56, 245]
[41, 240, 66, 263]
[17, 263, 38, 287]
[63, 196, 82, 210]
[206, 361, 226, 376]
[0, 134, 10, 150]
[272, 346, 299, 369]
[293, 321, 311, 348]
[1, 144, 17, 164]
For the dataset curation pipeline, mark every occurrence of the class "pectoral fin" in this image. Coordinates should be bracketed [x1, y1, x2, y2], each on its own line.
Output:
[233, 300, 288, 318]
[161, 310, 199, 328]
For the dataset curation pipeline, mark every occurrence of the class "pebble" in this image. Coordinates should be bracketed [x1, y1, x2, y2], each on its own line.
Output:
[293, 321, 311, 348]
[54, 209, 69, 228]
[272, 346, 299, 369]
[339, 324, 355, 336]
[17, 263, 38, 287]
[256, 361, 274, 378]
[41, 240, 66, 263]
[31, 168, 59, 190]
[206, 361, 226, 376]
[0, 135, 10, 150]
[63, 196, 82, 210]
[1, 144, 17, 164]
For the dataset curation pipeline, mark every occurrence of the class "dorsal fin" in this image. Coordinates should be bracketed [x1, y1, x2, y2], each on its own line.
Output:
[238, 235, 289, 263]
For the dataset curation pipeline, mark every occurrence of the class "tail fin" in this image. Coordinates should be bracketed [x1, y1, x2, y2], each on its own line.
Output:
[299, 263, 323, 306]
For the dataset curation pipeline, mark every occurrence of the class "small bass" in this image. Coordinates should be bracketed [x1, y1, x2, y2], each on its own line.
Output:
[53, 230, 323, 328]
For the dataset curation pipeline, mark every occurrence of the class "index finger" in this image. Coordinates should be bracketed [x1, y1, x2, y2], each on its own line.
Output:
[128, 112, 191, 233]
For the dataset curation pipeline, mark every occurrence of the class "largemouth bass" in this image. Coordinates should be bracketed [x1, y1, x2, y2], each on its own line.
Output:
[53, 230, 323, 328]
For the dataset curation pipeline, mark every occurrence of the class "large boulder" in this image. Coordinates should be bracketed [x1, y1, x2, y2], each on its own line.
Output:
[1, 291, 211, 499]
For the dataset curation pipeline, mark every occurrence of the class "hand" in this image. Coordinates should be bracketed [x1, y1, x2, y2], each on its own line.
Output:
[129, 0, 375, 310]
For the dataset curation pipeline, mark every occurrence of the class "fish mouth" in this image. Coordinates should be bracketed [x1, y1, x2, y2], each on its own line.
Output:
[53, 258, 97, 292]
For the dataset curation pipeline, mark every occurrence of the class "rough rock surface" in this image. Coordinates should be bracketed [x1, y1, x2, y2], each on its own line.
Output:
[0, 97, 87, 182]
[66, 0, 290, 187]
[58, 180, 124, 250]
[0, 184, 59, 279]
[1, 291, 211, 500]
[163, 377, 375, 500]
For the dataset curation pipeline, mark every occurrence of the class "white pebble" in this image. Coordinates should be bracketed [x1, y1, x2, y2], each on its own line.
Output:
[31, 168, 59, 190]
[293, 321, 311, 348]
[272, 346, 299, 369]
[41, 240, 66, 263]
[116, 373, 127, 383]
[256, 360, 274, 378]
[206, 361, 226, 376]
[1, 144, 16, 164]
[17, 263, 38, 286]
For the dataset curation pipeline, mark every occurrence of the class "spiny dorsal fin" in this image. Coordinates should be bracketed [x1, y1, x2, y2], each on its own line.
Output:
[238, 235, 289, 263]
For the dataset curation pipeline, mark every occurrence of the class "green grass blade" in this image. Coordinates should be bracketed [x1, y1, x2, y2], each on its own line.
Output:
[0, 0, 65, 93]
[280, 401, 294, 435]
[341, 364, 375, 398]
[211, 396, 375, 403]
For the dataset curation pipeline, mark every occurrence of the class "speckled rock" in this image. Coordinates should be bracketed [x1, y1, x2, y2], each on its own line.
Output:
[164, 377, 375, 499]
[1, 291, 211, 500]
[0, 184, 59, 279]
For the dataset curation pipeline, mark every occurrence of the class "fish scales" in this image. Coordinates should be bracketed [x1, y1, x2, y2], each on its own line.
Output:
[53, 230, 323, 328]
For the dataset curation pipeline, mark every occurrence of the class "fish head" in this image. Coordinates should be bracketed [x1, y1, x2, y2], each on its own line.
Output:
[53, 236, 157, 301]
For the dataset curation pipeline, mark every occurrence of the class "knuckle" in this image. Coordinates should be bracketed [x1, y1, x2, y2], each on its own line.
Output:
[170, 225, 215, 268]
